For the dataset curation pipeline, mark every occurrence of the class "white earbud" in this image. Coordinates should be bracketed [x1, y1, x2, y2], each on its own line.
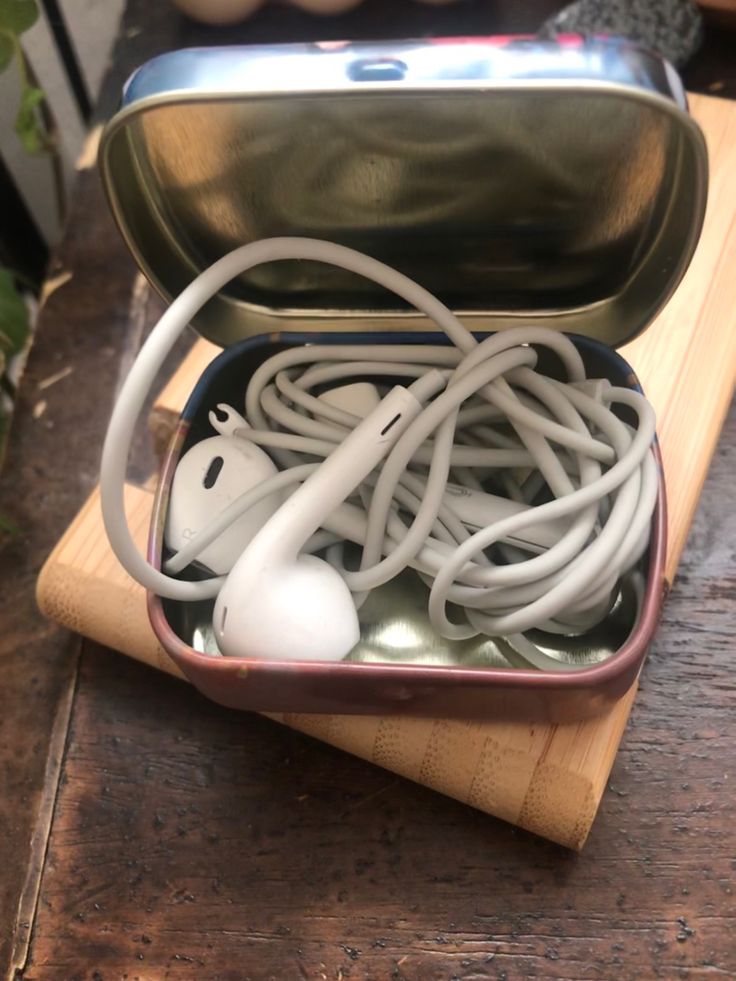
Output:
[213, 382, 433, 661]
[165, 434, 281, 575]
[440, 482, 571, 553]
[99, 237, 656, 672]
[315, 382, 571, 554]
[317, 381, 381, 418]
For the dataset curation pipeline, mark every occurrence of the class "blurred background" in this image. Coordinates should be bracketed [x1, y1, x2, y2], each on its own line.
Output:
[2, 0, 735, 283]
[0, 0, 121, 266]
[0, 0, 733, 471]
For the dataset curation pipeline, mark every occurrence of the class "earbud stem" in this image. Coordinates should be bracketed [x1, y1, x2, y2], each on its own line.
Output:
[239, 385, 423, 568]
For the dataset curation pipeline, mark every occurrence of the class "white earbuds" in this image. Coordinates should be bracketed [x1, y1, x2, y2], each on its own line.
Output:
[318, 382, 571, 554]
[165, 434, 281, 575]
[213, 380, 437, 661]
[100, 236, 656, 670]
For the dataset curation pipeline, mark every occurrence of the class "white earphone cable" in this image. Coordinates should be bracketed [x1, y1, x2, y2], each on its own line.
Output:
[100, 237, 657, 664]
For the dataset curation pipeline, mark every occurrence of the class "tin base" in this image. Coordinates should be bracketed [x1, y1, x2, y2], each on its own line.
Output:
[148, 331, 666, 722]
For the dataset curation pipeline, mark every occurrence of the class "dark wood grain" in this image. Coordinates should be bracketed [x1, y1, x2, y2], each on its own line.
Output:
[18, 402, 736, 980]
[0, 163, 137, 980]
[1, 1, 734, 978]
[0, 117, 189, 981]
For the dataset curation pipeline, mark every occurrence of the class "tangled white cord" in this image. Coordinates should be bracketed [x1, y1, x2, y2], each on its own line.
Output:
[100, 237, 657, 662]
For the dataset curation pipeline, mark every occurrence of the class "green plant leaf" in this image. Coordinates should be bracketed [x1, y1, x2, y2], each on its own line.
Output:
[0, 268, 30, 356]
[0, 0, 39, 36]
[14, 83, 46, 154]
[0, 32, 13, 71]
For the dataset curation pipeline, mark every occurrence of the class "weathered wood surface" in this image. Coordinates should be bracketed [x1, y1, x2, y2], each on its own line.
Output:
[36, 479, 643, 850]
[21, 401, 736, 977]
[1, 0, 734, 977]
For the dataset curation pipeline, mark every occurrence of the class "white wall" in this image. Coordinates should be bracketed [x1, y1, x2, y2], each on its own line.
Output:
[61, 0, 126, 99]
[0, 0, 125, 244]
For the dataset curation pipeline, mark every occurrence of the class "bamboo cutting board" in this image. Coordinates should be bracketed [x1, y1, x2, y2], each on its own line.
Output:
[37, 93, 736, 850]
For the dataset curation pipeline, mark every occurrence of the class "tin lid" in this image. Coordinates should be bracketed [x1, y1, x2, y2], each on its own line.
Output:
[99, 37, 707, 348]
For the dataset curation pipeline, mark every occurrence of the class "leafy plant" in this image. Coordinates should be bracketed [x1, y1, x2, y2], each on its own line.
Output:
[0, 1, 51, 155]
[0, 0, 42, 378]
[0, 265, 29, 380]
[0, 0, 61, 508]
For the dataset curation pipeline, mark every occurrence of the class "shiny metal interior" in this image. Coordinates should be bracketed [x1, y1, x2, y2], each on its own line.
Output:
[101, 85, 706, 349]
[107, 43, 688, 672]
[163, 565, 640, 670]
[159, 334, 651, 673]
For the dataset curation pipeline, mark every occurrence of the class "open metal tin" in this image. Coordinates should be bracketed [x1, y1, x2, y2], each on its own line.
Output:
[99, 37, 707, 721]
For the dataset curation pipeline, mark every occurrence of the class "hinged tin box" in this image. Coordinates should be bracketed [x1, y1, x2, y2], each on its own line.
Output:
[99, 37, 707, 721]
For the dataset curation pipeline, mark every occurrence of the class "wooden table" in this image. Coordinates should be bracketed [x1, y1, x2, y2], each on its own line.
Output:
[1, 2, 734, 978]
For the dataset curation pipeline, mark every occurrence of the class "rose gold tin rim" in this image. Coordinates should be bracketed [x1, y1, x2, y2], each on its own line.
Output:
[147, 423, 666, 705]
